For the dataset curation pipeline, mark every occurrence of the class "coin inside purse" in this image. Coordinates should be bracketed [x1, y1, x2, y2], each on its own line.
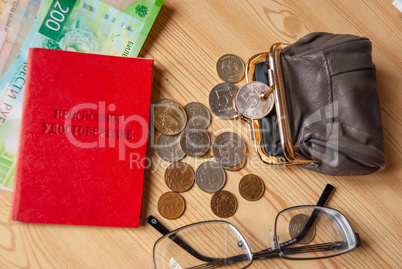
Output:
[245, 48, 314, 166]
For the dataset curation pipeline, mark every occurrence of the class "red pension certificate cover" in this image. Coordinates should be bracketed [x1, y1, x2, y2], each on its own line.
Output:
[12, 48, 153, 227]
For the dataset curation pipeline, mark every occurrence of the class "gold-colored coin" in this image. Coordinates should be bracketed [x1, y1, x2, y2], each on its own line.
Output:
[164, 162, 194, 192]
[157, 192, 186, 220]
[239, 174, 265, 201]
[201, 133, 214, 158]
[225, 157, 247, 171]
[153, 102, 187, 135]
[202, 145, 213, 158]
[210, 190, 238, 218]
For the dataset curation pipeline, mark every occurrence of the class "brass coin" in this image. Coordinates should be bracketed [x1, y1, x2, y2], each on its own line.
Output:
[289, 214, 316, 244]
[158, 192, 186, 220]
[239, 174, 265, 201]
[153, 102, 187, 135]
[201, 133, 214, 158]
[210, 190, 238, 218]
[224, 156, 247, 171]
[164, 162, 194, 192]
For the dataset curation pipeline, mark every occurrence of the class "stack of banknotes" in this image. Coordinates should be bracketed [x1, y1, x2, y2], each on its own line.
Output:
[0, 0, 163, 191]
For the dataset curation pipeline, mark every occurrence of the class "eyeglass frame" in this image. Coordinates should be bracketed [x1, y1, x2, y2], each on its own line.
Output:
[148, 184, 361, 267]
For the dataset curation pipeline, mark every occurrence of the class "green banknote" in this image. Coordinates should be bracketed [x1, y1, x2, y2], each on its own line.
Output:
[0, 0, 163, 191]
[0, 0, 44, 78]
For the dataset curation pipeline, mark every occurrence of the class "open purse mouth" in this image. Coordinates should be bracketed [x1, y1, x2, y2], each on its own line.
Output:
[240, 44, 315, 166]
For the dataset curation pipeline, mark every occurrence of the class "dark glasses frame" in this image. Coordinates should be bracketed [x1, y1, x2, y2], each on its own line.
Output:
[148, 184, 361, 268]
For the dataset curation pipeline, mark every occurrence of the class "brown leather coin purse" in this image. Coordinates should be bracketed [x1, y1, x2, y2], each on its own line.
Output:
[245, 32, 385, 176]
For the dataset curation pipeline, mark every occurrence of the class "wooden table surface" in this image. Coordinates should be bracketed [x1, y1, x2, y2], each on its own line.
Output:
[0, 0, 401, 268]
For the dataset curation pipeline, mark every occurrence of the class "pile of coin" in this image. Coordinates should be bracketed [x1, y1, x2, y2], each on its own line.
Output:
[154, 101, 211, 162]
[155, 53, 272, 220]
[154, 100, 211, 219]
[212, 54, 275, 121]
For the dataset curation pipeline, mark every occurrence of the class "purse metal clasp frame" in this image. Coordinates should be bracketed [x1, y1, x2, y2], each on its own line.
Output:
[244, 43, 314, 165]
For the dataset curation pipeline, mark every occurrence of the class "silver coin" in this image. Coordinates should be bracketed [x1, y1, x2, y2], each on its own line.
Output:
[212, 132, 247, 169]
[156, 134, 186, 163]
[209, 83, 240, 119]
[179, 126, 210, 158]
[195, 161, 226, 193]
[236, 81, 274, 119]
[216, 54, 245, 83]
[289, 214, 316, 244]
[184, 102, 211, 129]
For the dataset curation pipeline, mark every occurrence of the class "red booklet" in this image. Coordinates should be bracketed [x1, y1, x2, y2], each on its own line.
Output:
[12, 48, 153, 228]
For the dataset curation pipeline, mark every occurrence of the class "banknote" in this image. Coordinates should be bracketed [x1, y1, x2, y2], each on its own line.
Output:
[0, 0, 161, 78]
[0, 0, 163, 191]
[0, 0, 43, 79]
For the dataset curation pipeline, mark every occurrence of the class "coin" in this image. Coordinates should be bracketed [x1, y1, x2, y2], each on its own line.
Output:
[156, 134, 186, 163]
[239, 174, 265, 201]
[158, 192, 186, 220]
[211, 190, 238, 218]
[154, 102, 187, 135]
[179, 126, 210, 158]
[195, 161, 226, 193]
[216, 54, 245, 83]
[212, 132, 247, 169]
[157, 99, 174, 104]
[224, 157, 247, 171]
[201, 133, 214, 159]
[164, 162, 194, 192]
[209, 83, 240, 119]
[184, 102, 211, 129]
[235, 81, 274, 119]
[288, 214, 316, 244]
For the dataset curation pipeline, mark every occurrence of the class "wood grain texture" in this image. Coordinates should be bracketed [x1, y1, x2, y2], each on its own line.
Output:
[0, 0, 401, 268]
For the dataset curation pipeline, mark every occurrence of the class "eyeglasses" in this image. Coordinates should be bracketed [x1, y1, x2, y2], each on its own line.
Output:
[148, 184, 361, 268]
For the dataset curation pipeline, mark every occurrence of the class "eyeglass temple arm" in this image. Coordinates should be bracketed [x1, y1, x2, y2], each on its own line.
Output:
[260, 183, 334, 254]
[315, 184, 334, 207]
[146, 215, 216, 263]
[146, 215, 170, 236]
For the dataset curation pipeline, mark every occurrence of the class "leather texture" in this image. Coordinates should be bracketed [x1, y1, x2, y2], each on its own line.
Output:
[280, 32, 385, 175]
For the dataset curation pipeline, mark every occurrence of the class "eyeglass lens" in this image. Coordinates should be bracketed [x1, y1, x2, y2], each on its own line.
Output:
[153, 221, 252, 269]
[275, 206, 357, 259]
